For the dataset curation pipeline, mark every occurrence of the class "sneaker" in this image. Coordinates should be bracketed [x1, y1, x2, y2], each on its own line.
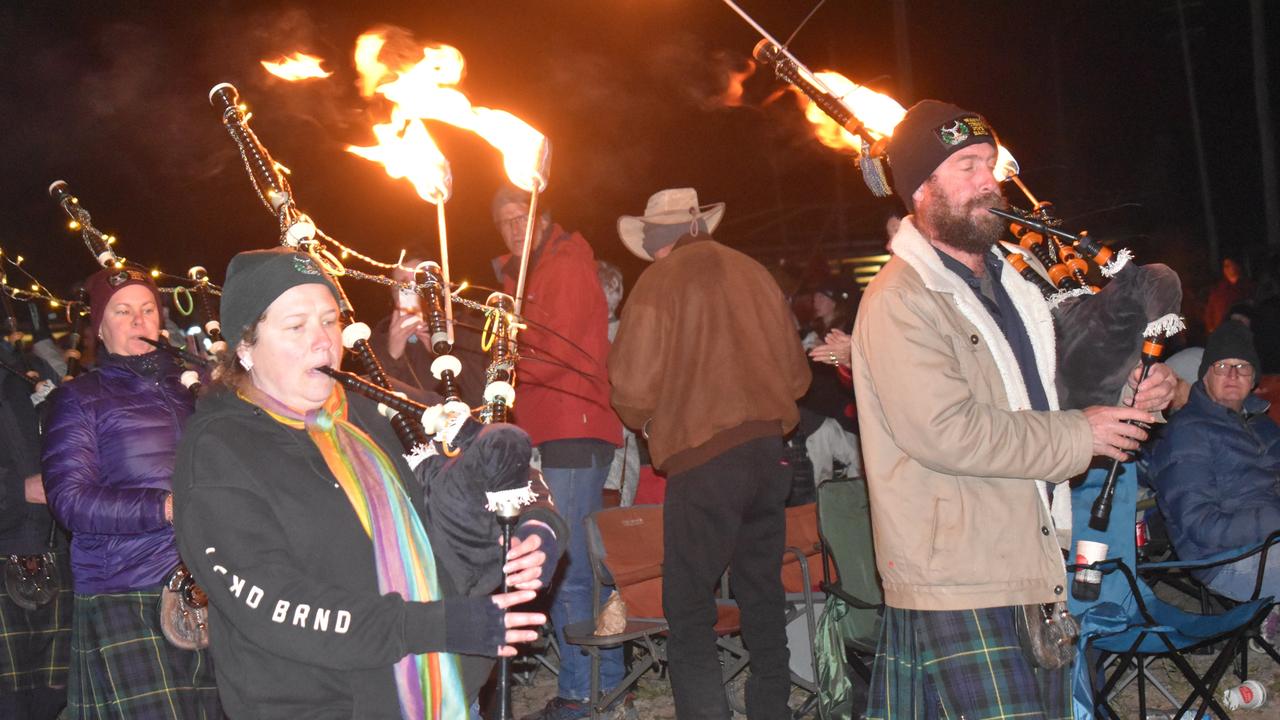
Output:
[519, 694, 634, 720]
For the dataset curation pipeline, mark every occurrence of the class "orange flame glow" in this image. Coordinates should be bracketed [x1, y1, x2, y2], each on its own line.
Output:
[347, 118, 452, 204]
[801, 72, 906, 153]
[994, 144, 1019, 182]
[348, 32, 550, 194]
[260, 52, 332, 81]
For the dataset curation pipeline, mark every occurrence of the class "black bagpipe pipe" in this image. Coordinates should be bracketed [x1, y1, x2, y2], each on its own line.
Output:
[0, 355, 38, 388]
[187, 267, 227, 356]
[140, 335, 210, 402]
[480, 292, 518, 424]
[208, 84, 301, 232]
[338, 299, 433, 450]
[48, 181, 119, 268]
[207, 82, 430, 450]
[318, 366, 429, 423]
[416, 262, 463, 403]
[316, 366, 436, 451]
[61, 290, 89, 381]
[0, 274, 22, 348]
[1088, 337, 1167, 532]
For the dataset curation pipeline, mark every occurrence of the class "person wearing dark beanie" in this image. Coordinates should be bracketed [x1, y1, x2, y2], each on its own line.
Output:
[885, 100, 998, 214]
[218, 248, 341, 350]
[1197, 319, 1261, 394]
[171, 246, 552, 718]
[1148, 325, 1280, 609]
[42, 266, 222, 716]
[853, 99, 1179, 720]
[83, 266, 163, 349]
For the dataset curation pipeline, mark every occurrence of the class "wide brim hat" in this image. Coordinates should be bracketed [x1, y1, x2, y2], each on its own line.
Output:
[617, 188, 725, 262]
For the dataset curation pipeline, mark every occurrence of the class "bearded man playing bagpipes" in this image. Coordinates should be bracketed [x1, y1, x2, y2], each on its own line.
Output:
[850, 101, 1182, 720]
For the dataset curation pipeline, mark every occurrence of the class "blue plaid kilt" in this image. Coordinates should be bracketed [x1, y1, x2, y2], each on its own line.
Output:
[866, 605, 1070, 720]
[67, 588, 221, 719]
[0, 550, 72, 693]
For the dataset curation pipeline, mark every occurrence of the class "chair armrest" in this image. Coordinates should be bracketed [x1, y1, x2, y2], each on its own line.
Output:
[1138, 530, 1280, 601]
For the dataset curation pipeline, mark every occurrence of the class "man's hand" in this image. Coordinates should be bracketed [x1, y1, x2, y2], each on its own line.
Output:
[1129, 362, 1179, 412]
[386, 311, 422, 360]
[23, 474, 45, 504]
[1083, 406, 1155, 462]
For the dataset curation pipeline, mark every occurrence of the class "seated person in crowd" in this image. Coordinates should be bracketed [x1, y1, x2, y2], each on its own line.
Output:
[1148, 320, 1280, 602]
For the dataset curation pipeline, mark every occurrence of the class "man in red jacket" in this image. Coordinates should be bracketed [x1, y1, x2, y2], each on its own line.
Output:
[491, 186, 625, 720]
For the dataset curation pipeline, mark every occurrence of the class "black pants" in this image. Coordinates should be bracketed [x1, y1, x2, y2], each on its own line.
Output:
[663, 435, 791, 720]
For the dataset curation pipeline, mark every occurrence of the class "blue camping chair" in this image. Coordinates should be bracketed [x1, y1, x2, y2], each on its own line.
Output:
[1068, 463, 1275, 719]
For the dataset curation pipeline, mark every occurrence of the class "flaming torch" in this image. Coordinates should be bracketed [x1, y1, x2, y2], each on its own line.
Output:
[347, 32, 550, 318]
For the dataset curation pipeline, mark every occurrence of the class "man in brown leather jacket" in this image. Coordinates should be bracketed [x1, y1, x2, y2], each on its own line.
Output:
[609, 188, 811, 720]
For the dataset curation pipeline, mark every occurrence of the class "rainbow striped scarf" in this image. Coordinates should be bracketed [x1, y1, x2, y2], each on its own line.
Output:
[242, 384, 466, 719]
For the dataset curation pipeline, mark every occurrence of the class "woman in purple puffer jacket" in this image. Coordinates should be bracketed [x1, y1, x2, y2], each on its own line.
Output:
[41, 267, 220, 718]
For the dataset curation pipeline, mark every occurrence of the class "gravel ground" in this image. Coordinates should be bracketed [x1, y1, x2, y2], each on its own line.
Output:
[507, 638, 821, 719]
[505, 599, 1280, 720]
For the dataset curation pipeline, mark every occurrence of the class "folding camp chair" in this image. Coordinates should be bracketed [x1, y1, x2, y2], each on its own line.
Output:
[564, 504, 750, 720]
[779, 503, 827, 716]
[1069, 463, 1276, 719]
[812, 475, 883, 719]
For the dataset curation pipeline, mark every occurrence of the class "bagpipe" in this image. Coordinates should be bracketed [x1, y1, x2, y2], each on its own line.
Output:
[0, 241, 84, 397]
[728, 2, 1185, 533]
[209, 80, 554, 716]
[47, 180, 224, 383]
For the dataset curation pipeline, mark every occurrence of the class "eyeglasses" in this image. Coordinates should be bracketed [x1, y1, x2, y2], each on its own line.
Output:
[1210, 361, 1255, 377]
[497, 213, 528, 230]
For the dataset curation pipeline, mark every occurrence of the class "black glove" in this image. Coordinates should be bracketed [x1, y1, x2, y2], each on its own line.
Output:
[443, 595, 506, 657]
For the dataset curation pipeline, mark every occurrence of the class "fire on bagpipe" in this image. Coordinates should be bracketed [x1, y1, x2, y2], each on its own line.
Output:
[725, 0, 1185, 417]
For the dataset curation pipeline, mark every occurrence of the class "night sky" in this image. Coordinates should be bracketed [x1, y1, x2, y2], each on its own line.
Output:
[1, 0, 1276, 327]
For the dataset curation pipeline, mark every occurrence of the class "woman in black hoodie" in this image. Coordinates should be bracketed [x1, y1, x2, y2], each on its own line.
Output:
[173, 248, 551, 719]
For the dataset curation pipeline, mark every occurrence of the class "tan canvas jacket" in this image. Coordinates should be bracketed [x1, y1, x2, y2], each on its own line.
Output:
[851, 218, 1093, 611]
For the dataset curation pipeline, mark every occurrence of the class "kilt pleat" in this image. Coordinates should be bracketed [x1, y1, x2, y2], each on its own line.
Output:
[66, 589, 220, 719]
[867, 605, 1070, 720]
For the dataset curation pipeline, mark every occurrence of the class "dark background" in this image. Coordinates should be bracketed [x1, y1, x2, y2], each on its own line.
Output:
[1, 0, 1276, 330]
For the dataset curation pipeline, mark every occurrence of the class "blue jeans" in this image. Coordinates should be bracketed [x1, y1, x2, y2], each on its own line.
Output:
[542, 460, 624, 700]
[1205, 549, 1280, 602]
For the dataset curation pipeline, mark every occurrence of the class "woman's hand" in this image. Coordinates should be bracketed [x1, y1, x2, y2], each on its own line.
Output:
[502, 527, 550, 591]
[809, 328, 852, 368]
[491, 590, 545, 657]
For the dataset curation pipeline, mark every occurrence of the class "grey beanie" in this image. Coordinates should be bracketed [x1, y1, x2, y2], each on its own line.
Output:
[220, 248, 341, 349]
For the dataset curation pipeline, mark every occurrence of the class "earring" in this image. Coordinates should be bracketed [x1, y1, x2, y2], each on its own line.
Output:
[239, 354, 254, 371]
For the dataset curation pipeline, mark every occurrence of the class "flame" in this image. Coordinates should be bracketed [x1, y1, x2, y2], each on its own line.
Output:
[261, 52, 332, 81]
[801, 71, 906, 152]
[349, 31, 549, 193]
[354, 33, 391, 97]
[994, 144, 1020, 182]
[347, 119, 452, 204]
